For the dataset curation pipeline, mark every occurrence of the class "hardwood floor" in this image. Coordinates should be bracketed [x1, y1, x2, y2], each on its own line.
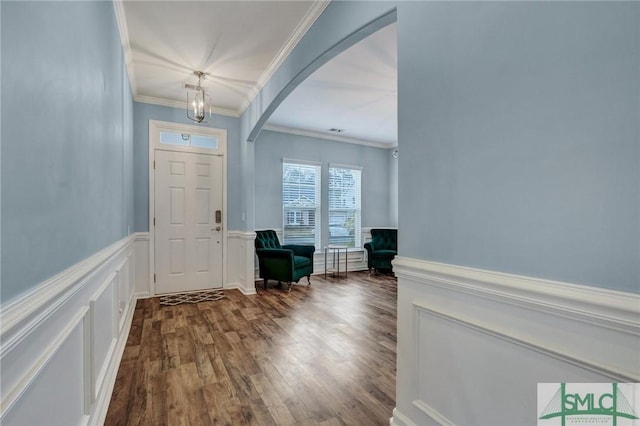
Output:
[105, 271, 397, 426]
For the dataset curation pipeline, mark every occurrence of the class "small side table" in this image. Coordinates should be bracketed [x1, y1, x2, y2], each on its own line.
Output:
[324, 245, 348, 278]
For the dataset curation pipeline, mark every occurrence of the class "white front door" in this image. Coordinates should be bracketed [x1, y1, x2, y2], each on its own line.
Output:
[154, 149, 223, 294]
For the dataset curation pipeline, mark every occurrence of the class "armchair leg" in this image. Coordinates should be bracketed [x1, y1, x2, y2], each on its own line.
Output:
[287, 282, 292, 292]
[307, 275, 311, 285]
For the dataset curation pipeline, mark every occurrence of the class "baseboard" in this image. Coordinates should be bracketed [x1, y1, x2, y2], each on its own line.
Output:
[411, 401, 455, 426]
[224, 282, 257, 296]
[390, 404, 453, 426]
[0, 235, 137, 425]
[390, 408, 418, 426]
[135, 291, 151, 299]
[393, 256, 640, 426]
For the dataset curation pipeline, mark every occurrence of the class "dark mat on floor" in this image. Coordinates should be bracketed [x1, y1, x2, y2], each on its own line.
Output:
[159, 289, 225, 306]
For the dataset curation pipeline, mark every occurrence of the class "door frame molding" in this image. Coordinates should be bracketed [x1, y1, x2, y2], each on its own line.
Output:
[148, 119, 228, 296]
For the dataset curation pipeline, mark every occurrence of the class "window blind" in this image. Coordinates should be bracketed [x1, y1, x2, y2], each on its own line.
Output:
[328, 166, 361, 248]
[282, 161, 321, 247]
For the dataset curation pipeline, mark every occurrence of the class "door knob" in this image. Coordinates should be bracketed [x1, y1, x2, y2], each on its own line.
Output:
[214, 226, 221, 231]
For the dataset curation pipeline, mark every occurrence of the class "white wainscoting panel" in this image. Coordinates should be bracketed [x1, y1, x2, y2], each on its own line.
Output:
[1, 309, 89, 426]
[0, 234, 137, 426]
[227, 231, 242, 288]
[134, 232, 150, 298]
[89, 273, 118, 402]
[314, 248, 368, 276]
[392, 257, 640, 426]
[117, 256, 133, 332]
[227, 231, 257, 295]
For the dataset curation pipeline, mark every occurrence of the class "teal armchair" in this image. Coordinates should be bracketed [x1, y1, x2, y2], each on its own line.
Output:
[255, 230, 315, 291]
[364, 229, 397, 274]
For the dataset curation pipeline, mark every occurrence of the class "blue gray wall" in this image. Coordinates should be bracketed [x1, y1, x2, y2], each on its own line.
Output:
[1, 1, 135, 304]
[254, 130, 395, 244]
[132, 103, 241, 231]
[246, 1, 639, 292]
[397, 2, 639, 292]
[389, 149, 398, 227]
[1, 1, 636, 303]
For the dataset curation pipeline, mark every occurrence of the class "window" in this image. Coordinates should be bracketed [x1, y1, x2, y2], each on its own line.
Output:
[159, 131, 218, 150]
[282, 160, 321, 247]
[329, 165, 361, 248]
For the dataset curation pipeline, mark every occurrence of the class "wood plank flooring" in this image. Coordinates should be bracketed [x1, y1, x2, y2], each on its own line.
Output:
[105, 271, 397, 426]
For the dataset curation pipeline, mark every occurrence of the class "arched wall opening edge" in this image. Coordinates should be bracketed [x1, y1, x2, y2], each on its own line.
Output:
[246, 8, 398, 143]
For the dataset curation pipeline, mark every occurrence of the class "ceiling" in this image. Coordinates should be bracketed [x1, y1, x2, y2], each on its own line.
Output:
[119, 1, 397, 147]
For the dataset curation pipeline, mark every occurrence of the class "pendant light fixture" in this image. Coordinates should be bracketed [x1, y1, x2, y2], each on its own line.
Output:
[186, 71, 212, 124]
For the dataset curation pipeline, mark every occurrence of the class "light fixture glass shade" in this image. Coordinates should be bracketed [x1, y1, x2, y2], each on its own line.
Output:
[186, 71, 211, 124]
[186, 86, 211, 123]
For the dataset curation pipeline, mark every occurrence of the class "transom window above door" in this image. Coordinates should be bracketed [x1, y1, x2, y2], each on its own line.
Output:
[151, 120, 226, 156]
[160, 131, 218, 150]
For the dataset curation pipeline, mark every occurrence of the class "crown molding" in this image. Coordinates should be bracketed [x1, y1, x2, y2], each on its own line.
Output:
[238, 0, 331, 115]
[112, 0, 138, 98]
[134, 95, 240, 118]
[262, 124, 395, 149]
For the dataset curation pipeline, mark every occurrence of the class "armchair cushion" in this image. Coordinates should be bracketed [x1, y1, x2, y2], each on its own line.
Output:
[294, 256, 312, 268]
[370, 249, 396, 258]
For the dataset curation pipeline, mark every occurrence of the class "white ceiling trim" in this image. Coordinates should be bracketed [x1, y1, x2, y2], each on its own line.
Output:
[238, 0, 331, 115]
[112, 0, 137, 97]
[262, 124, 394, 149]
[135, 95, 240, 118]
